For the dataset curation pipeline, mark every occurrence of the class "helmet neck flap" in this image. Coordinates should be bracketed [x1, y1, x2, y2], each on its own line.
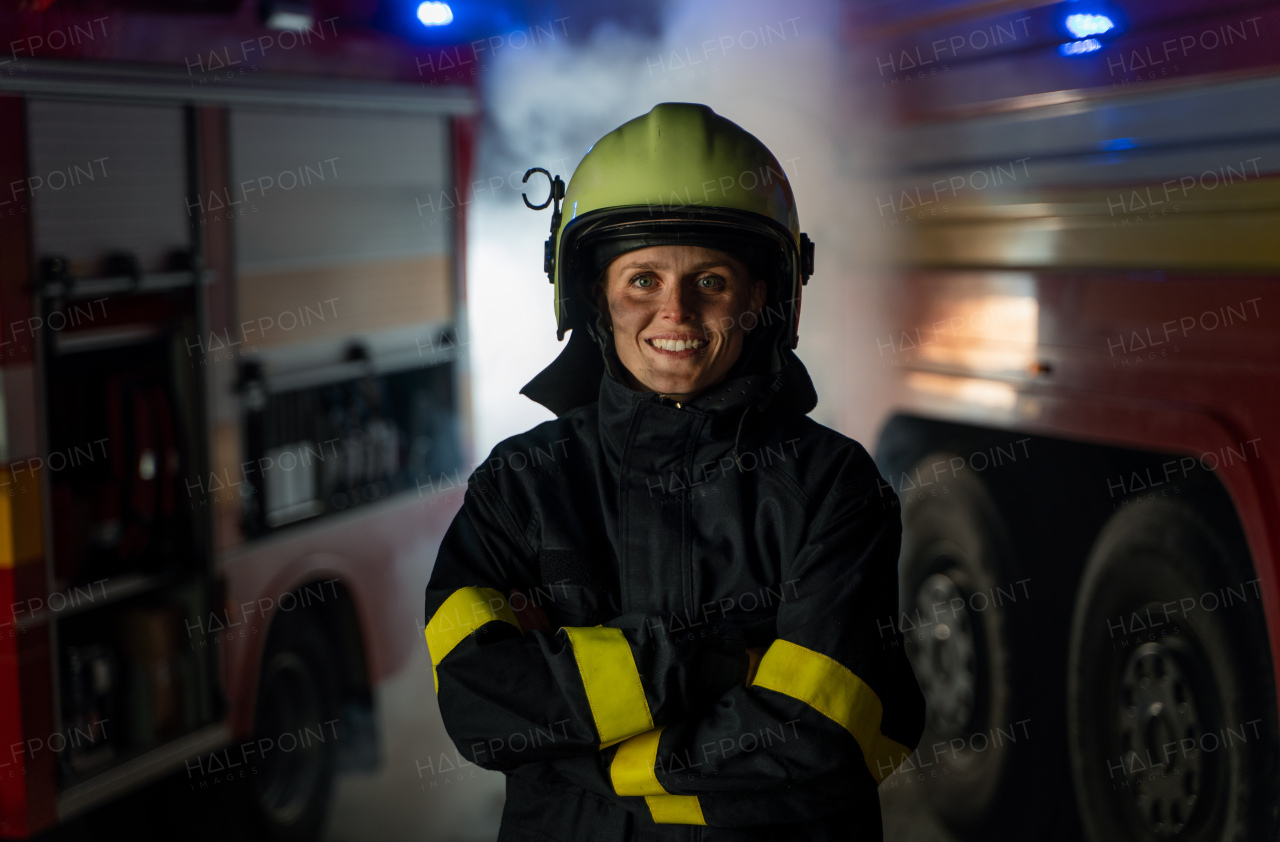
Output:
[517, 102, 816, 418]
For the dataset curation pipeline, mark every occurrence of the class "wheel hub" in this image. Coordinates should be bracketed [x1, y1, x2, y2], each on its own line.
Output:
[909, 572, 977, 736]
[1117, 641, 1203, 838]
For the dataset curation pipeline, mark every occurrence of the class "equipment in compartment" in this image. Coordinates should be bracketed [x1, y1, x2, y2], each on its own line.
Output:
[60, 643, 119, 776]
[118, 605, 184, 747]
[57, 588, 217, 784]
[103, 369, 182, 567]
[46, 333, 190, 588]
[240, 360, 461, 535]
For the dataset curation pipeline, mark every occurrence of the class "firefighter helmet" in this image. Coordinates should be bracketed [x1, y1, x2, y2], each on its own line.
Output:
[525, 102, 814, 351]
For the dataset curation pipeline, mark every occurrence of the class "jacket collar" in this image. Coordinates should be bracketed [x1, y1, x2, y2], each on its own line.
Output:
[518, 326, 604, 418]
[595, 362, 765, 435]
[519, 326, 819, 426]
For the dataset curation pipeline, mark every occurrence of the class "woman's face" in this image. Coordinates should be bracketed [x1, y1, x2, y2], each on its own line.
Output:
[596, 245, 766, 401]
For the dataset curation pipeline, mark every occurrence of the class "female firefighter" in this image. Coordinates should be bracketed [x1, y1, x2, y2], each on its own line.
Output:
[423, 102, 924, 840]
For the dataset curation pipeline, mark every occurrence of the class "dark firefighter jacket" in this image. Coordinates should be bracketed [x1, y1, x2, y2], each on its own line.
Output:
[424, 328, 925, 841]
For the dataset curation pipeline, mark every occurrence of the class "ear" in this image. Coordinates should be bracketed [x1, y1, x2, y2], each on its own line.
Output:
[593, 280, 611, 327]
[750, 279, 767, 314]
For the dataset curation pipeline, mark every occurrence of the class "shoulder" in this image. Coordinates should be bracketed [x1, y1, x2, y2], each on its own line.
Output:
[457, 406, 596, 543]
[757, 413, 895, 510]
[484, 403, 596, 458]
[470, 403, 597, 490]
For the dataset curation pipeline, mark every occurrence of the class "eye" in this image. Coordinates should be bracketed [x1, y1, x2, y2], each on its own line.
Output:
[696, 274, 725, 289]
[630, 274, 655, 288]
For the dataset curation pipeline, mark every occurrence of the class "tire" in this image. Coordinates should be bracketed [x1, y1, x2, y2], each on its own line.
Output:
[896, 454, 1037, 837]
[251, 609, 341, 842]
[1068, 498, 1279, 842]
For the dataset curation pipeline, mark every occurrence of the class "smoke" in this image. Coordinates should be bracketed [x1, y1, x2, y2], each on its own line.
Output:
[466, 0, 895, 457]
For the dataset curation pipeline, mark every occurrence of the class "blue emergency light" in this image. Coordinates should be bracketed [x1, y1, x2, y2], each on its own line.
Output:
[417, 2, 454, 26]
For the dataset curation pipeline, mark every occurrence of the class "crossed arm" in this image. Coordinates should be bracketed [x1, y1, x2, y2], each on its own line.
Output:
[423, 446, 924, 827]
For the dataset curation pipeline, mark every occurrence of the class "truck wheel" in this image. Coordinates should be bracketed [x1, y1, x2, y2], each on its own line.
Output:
[251, 610, 341, 842]
[1068, 499, 1278, 842]
[897, 455, 1033, 836]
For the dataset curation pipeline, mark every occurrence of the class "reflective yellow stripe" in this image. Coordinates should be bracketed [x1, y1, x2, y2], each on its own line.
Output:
[425, 587, 520, 692]
[752, 639, 911, 784]
[610, 727, 666, 796]
[644, 795, 705, 825]
[612, 729, 706, 824]
[562, 626, 654, 746]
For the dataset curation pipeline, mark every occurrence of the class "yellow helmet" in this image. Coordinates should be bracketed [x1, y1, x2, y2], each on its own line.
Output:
[525, 102, 814, 350]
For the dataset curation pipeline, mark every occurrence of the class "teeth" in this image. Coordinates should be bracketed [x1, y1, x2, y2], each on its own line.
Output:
[650, 338, 705, 351]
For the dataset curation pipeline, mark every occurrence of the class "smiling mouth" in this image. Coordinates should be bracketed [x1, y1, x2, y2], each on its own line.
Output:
[647, 337, 707, 352]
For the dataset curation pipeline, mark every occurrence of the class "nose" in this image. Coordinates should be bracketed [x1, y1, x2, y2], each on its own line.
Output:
[657, 278, 693, 324]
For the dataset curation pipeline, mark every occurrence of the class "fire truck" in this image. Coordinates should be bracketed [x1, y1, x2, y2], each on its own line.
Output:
[857, 0, 1280, 839]
[0, 3, 485, 837]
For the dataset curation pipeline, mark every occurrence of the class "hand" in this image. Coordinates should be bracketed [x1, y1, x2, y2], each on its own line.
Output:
[745, 647, 766, 687]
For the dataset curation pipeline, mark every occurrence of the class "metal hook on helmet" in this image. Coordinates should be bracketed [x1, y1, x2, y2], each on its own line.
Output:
[522, 167, 566, 234]
[521, 168, 554, 209]
[523, 168, 567, 284]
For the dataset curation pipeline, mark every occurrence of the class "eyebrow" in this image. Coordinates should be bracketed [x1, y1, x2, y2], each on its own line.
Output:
[616, 259, 736, 273]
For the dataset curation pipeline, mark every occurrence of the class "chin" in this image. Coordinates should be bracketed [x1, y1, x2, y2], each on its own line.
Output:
[646, 371, 715, 396]
[646, 377, 696, 394]
[637, 367, 693, 392]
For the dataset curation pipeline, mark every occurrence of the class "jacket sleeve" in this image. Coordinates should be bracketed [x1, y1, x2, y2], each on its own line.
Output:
[425, 459, 750, 771]
[544, 443, 926, 827]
